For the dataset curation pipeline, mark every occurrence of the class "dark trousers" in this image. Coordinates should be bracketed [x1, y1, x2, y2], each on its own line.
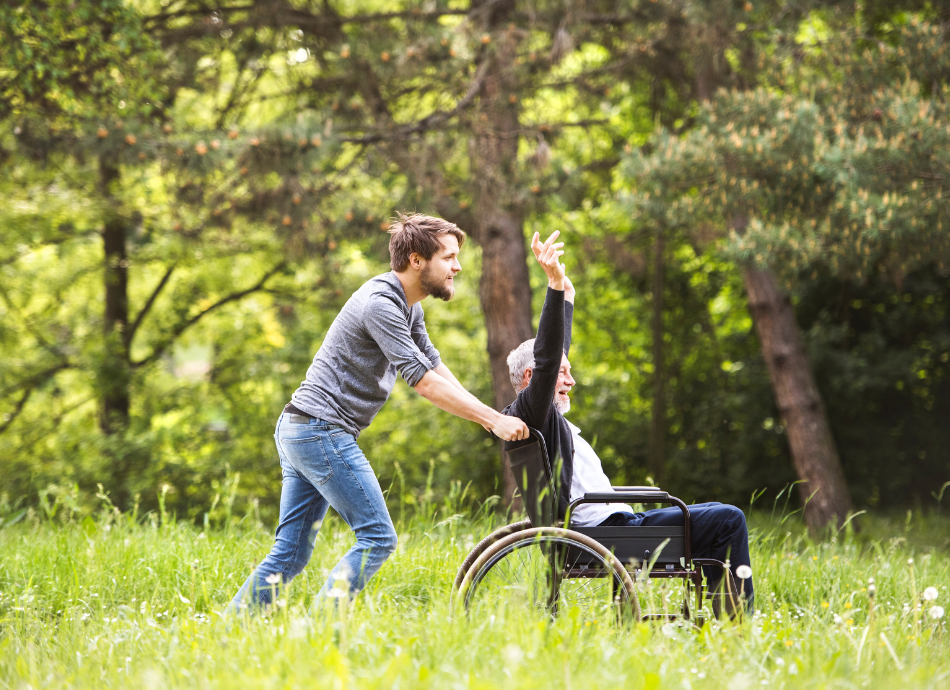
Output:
[600, 501, 753, 605]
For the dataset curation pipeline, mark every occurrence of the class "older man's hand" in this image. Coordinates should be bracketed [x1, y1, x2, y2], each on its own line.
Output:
[531, 231, 566, 290]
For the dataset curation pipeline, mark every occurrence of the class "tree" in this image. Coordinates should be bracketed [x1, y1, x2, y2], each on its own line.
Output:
[621, 16, 950, 529]
[143, 0, 698, 504]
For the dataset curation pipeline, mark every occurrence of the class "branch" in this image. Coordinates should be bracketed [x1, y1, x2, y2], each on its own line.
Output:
[0, 388, 32, 434]
[125, 265, 176, 349]
[131, 262, 286, 368]
[0, 361, 72, 434]
[339, 58, 491, 145]
[145, 3, 465, 27]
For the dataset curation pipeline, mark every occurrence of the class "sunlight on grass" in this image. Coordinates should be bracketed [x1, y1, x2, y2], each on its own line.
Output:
[1, 504, 948, 688]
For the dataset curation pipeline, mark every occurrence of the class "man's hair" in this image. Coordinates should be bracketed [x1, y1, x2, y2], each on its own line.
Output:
[388, 213, 466, 272]
[507, 339, 536, 390]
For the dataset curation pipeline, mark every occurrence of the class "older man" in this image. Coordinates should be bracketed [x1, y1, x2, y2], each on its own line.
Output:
[503, 232, 753, 607]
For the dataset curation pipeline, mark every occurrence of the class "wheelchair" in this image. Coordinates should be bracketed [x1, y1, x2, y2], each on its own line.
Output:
[453, 429, 741, 623]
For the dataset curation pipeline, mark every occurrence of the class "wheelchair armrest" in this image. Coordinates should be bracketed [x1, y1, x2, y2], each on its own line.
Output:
[584, 491, 670, 502]
[612, 486, 664, 492]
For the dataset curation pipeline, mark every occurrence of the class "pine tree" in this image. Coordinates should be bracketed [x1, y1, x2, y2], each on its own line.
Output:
[622, 16, 950, 529]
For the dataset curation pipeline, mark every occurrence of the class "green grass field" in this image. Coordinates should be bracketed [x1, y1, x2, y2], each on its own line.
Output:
[1, 499, 948, 689]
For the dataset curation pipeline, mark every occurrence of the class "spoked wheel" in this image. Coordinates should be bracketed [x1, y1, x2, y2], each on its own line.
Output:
[456, 527, 640, 622]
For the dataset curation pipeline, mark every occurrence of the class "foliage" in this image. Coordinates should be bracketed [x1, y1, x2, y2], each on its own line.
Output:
[0, 502, 949, 688]
[0, 1, 948, 519]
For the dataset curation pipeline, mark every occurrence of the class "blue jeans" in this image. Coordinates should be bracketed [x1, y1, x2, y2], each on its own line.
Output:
[600, 502, 753, 606]
[227, 414, 397, 614]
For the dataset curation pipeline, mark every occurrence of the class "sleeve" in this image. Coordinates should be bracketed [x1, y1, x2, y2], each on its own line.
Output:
[410, 305, 442, 370]
[362, 293, 437, 387]
[515, 287, 565, 430]
[563, 301, 574, 357]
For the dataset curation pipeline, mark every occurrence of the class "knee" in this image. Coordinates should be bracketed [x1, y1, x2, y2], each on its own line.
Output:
[379, 529, 398, 555]
[711, 504, 746, 529]
[361, 527, 398, 557]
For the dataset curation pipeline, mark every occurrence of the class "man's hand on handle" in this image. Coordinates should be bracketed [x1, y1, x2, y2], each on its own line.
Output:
[490, 413, 529, 441]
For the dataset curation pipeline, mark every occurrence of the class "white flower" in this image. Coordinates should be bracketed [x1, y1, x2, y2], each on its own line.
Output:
[775, 658, 785, 666]
[325, 587, 349, 599]
[931, 606, 945, 620]
[833, 614, 842, 624]
[923, 587, 939, 601]
[907, 558, 914, 565]
[264, 573, 281, 585]
[736, 565, 753, 580]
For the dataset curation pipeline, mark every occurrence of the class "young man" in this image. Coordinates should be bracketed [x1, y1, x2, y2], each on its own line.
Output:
[504, 231, 753, 608]
[229, 213, 528, 613]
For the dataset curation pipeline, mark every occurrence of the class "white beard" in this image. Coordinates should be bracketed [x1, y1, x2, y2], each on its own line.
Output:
[555, 397, 571, 415]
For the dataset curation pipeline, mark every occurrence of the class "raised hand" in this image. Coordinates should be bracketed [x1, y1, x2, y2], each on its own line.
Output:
[531, 231, 566, 290]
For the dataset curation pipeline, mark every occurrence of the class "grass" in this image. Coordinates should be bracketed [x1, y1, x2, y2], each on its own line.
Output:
[1, 497, 949, 689]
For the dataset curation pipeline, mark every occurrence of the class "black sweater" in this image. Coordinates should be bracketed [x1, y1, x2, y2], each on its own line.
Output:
[503, 287, 575, 519]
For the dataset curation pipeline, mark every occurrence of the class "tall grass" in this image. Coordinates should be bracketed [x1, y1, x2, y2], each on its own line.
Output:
[1, 492, 948, 689]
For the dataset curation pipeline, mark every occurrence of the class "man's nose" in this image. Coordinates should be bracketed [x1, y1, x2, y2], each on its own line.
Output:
[453, 259, 461, 272]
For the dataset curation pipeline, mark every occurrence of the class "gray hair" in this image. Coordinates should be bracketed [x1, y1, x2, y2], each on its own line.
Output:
[507, 339, 536, 390]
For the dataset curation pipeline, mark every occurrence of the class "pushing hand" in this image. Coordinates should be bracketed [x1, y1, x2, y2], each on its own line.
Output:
[491, 414, 529, 442]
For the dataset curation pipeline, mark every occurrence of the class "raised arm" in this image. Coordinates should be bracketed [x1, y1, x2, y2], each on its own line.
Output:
[514, 232, 567, 429]
[532, 240, 575, 357]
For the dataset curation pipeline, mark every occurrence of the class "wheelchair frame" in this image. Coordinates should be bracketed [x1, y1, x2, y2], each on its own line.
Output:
[452, 428, 740, 623]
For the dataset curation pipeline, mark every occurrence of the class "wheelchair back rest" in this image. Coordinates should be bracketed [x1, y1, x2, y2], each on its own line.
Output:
[505, 430, 556, 527]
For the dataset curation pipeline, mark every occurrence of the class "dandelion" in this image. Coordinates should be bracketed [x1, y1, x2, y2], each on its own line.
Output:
[736, 565, 753, 579]
[931, 606, 945, 620]
[845, 601, 852, 608]
[326, 587, 348, 599]
[923, 587, 938, 601]
[265, 573, 281, 585]
[822, 601, 829, 608]
[834, 614, 843, 624]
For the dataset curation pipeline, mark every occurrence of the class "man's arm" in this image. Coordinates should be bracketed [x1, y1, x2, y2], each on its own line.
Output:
[533, 239, 574, 356]
[414, 370, 527, 440]
[563, 275, 574, 357]
[514, 232, 567, 430]
[433, 362, 493, 431]
[363, 294, 527, 440]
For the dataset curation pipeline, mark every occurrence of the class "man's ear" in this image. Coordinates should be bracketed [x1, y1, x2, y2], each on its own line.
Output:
[521, 368, 532, 389]
[408, 252, 425, 271]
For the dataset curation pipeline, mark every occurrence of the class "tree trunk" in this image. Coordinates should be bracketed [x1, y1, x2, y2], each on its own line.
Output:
[650, 229, 666, 486]
[743, 267, 854, 530]
[99, 156, 131, 434]
[698, 45, 854, 530]
[468, 0, 533, 510]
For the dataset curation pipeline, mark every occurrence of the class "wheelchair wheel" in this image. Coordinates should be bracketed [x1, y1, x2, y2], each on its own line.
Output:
[453, 519, 533, 591]
[457, 527, 640, 622]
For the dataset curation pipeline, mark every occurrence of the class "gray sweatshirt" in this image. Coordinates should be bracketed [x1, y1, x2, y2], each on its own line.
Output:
[289, 272, 441, 438]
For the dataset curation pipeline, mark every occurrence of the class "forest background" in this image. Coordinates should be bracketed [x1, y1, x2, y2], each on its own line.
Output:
[1, 0, 949, 533]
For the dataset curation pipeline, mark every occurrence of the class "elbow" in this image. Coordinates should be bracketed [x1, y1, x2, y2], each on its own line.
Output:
[412, 370, 435, 398]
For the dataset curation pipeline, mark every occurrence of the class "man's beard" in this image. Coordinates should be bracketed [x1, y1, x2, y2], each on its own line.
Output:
[420, 264, 454, 301]
[555, 397, 571, 415]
